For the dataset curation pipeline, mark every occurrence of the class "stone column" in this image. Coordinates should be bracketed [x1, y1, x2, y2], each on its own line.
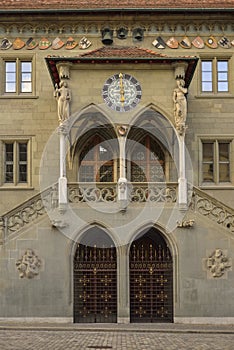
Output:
[54, 63, 72, 213]
[58, 124, 68, 212]
[117, 125, 128, 211]
[178, 135, 187, 210]
[117, 244, 130, 323]
[173, 63, 188, 211]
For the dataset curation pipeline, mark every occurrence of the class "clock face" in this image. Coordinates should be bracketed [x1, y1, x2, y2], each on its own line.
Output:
[102, 73, 142, 112]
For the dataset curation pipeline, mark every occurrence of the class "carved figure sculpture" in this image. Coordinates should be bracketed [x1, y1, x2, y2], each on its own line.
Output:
[173, 79, 187, 134]
[54, 81, 71, 123]
[16, 249, 41, 279]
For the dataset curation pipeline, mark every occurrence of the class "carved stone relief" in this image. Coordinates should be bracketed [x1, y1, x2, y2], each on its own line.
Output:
[177, 219, 194, 228]
[204, 249, 232, 279]
[16, 249, 42, 279]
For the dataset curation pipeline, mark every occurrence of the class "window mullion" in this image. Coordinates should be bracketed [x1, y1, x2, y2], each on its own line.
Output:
[213, 58, 218, 93]
[16, 58, 20, 95]
[13, 141, 17, 185]
[214, 140, 219, 184]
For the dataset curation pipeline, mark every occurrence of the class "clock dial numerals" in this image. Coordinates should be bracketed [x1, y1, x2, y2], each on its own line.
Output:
[102, 73, 142, 112]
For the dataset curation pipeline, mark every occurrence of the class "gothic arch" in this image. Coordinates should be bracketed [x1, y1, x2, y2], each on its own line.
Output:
[128, 223, 176, 323]
[71, 224, 118, 323]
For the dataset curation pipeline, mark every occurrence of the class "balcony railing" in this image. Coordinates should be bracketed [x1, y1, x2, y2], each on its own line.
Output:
[68, 182, 178, 204]
[1, 182, 234, 245]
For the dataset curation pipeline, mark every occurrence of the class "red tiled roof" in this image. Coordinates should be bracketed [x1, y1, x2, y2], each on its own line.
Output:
[79, 46, 168, 58]
[0, 0, 234, 10]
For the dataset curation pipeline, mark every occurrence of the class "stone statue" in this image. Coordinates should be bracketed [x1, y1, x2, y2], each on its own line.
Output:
[173, 79, 187, 134]
[54, 81, 71, 124]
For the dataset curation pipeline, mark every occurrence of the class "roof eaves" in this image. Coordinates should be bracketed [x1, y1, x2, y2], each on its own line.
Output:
[0, 7, 234, 14]
[45, 54, 198, 88]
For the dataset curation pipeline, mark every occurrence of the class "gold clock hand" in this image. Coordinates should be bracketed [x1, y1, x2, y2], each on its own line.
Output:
[119, 73, 125, 106]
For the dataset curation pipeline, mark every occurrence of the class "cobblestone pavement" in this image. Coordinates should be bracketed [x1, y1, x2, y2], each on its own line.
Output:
[0, 328, 234, 350]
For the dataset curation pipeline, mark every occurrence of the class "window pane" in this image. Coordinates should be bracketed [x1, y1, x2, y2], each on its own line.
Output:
[21, 62, 32, 71]
[6, 73, 16, 82]
[217, 61, 228, 71]
[202, 82, 212, 92]
[6, 62, 16, 72]
[21, 82, 32, 93]
[99, 145, 112, 161]
[202, 72, 212, 81]
[5, 143, 14, 183]
[202, 163, 214, 182]
[203, 143, 213, 162]
[5, 62, 16, 92]
[79, 165, 94, 182]
[150, 164, 164, 182]
[21, 61, 32, 93]
[5, 143, 13, 161]
[19, 143, 27, 161]
[21, 73, 32, 82]
[18, 143, 27, 183]
[202, 143, 214, 182]
[99, 164, 113, 182]
[5, 164, 14, 183]
[218, 82, 228, 92]
[201, 61, 213, 92]
[219, 163, 230, 182]
[217, 60, 228, 92]
[218, 72, 227, 81]
[19, 164, 27, 182]
[131, 163, 147, 182]
[202, 61, 212, 71]
[219, 143, 229, 161]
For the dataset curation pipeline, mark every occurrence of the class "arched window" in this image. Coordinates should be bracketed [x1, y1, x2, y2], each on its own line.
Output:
[130, 135, 165, 182]
[79, 135, 114, 182]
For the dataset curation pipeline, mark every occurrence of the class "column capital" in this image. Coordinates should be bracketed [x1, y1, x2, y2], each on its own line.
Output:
[56, 62, 73, 80]
[172, 62, 188, 80]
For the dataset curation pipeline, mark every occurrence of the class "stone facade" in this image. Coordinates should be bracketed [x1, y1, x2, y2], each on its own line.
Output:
[0, 2, 234, 323]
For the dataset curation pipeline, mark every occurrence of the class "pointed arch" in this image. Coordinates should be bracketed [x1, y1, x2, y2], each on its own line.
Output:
[72, 224, 118, 323]
[67, 104, 118, 182]
[127, 106, 180, 183]
[129, 224, 174, 323]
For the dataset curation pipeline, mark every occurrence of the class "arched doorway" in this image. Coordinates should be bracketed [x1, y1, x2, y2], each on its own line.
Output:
[73, 227, 117, 323]
[129, 228, 173, 323]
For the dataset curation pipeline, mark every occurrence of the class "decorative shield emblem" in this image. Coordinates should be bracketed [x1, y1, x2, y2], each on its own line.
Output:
[38, 37, 52, 50]
[179, 36, 191, 48]
[205, 36, 218, 49]
[152, 36, 166, 49]
[13, 37, 25, 50]
[65, 37, 78, 50]
[26, 37, 38, 50]
[192, 36, 204, 49]
[218, 37, 232, 49]
[0, 38, 12, 50]
[52, 37, 64, 50]
[166, 37, 179, 49]
[79, 37, 92, 50]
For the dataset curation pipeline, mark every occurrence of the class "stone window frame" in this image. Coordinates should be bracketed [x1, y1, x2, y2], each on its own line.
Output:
[0, 54, 36, 97]
[197, 54, 233, 97]
[0, 136, 32, 188]
[198, 135, 234, 188]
